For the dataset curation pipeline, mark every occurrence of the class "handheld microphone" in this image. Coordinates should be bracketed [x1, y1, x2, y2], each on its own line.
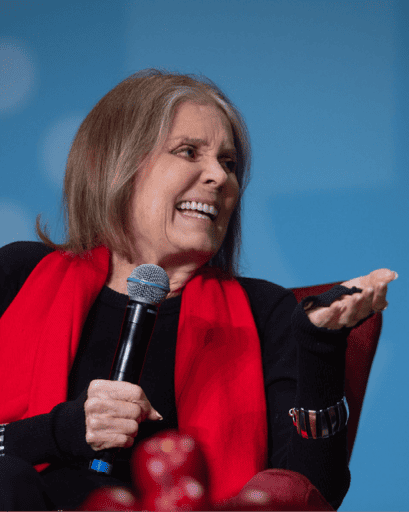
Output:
[89, 264, 170, 475]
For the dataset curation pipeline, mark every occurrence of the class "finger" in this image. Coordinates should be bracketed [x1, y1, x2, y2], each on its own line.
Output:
[111, 383, 164, 421]
[372, 281, 388, 311]
[323, 302, 347, 330]
[116, 388, 163, 422]
[86, 428, 137, 451]
[340, 289, 374, 327]
[332, 294, 353, 328]
[88, 380, 146, 402]
[117, 389, 163, 421]
[88, 415, 139, 437]
[146, 406, 164, 421]
[361, 287, 375, 316]
[353, 288, 374, 322]
[85, 396, 138, 417]
[306, 301, 345, 329]
[342, 268, 397, 291]
[368, 269, 397, 288]
[86, 416, 139, 451]
[87, 381, 163, 421]
[125, 400, 162, 423]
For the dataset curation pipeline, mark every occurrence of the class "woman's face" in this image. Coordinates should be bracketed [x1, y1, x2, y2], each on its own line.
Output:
[128, 101, 239, 268]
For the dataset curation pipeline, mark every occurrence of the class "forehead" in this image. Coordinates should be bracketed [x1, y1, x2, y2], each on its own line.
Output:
[168, 101, 234, 147]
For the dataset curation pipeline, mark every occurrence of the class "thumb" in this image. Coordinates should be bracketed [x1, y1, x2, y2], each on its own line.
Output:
[148, 408, 164, 421]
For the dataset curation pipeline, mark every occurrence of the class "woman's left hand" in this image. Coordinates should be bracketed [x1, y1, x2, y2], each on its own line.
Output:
[306, 268, 398, 329]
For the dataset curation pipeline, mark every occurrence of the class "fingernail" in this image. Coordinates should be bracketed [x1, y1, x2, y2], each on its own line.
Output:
[155, 412, 164, 421]
[393, 271, 399, 280]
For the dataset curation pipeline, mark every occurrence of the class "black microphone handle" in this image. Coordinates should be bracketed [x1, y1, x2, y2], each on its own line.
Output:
[89, 300, 158, 475]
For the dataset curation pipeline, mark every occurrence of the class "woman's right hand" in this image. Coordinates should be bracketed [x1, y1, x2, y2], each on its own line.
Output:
[84, 379, 163, 452]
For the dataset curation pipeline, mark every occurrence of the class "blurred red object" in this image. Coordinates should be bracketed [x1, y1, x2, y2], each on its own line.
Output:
[215, 469, 333, 511]
[131, 429, 211, 511]
[77, 486, 141, 511]
[77, 432, 333, 511]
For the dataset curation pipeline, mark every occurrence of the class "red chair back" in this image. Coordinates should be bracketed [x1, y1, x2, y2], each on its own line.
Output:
[291, 282, 382, 462]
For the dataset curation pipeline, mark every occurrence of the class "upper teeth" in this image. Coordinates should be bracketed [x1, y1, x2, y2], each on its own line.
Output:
[178, 201, 219, 218]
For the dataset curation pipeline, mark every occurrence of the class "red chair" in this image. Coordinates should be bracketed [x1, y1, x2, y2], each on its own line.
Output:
[79, 282, 382, 511]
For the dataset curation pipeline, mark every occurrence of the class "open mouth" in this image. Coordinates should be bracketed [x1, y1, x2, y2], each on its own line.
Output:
[175, 201, 218, 221]
[177, 209, 213, 221]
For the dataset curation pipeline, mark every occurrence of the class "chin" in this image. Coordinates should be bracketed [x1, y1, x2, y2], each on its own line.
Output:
[171, 246, 218, 267]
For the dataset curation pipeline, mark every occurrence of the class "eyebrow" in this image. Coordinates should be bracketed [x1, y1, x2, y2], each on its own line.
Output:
[171, 137, 237, 157]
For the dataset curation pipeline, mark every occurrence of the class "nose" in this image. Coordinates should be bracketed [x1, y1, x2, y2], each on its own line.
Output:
[200, 157, 229, 188]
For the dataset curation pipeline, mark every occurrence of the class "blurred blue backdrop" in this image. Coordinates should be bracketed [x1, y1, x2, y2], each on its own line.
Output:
[1, 1, 407, 509]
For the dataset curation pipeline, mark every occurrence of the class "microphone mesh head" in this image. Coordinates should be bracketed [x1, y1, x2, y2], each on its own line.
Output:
[127, 264, 170, 305]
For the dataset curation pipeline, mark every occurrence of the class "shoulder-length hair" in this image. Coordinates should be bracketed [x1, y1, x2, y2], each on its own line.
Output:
[37, 69, 251, 276]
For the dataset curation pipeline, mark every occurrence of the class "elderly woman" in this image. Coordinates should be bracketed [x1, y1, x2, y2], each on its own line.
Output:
[0, 69, 395, 511]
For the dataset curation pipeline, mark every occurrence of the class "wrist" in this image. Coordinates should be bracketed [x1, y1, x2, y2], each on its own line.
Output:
[52, 388, 96, 462]
[293, 302, 350, 352]
[0, 424, 7, 456]
[289, 396, 349, 439]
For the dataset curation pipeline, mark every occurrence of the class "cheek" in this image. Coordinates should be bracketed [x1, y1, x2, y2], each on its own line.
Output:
[227, 180, 240, 213]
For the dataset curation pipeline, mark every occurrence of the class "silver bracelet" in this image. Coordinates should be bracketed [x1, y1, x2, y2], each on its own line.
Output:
[288, 397, 348, 439]
[0, 424, 6, 456]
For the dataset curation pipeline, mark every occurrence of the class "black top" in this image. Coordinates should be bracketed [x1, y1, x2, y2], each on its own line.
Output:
[0, 241, 351, 510]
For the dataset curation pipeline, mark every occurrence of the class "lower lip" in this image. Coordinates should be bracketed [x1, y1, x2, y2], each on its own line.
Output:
[177, 209, 214, 223]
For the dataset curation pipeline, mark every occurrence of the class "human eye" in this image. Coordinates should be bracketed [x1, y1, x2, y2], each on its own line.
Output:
[220, 157, 237, 173]
[172, 145, 197, 160]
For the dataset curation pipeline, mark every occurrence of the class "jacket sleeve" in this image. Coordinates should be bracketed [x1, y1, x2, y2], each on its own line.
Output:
[1, 242, 96, 466]
[262, 288, 351, 510]
[4, 388, 97, 466]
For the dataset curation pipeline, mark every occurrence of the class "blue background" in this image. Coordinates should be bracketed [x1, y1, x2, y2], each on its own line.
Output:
[1, 1, 407, 509]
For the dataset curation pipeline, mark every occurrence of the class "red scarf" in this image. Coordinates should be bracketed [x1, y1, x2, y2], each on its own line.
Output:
[0, 247, 267, 503]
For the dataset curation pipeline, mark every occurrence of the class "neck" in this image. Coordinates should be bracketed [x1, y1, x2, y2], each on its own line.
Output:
[106, 252, 204, 298]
